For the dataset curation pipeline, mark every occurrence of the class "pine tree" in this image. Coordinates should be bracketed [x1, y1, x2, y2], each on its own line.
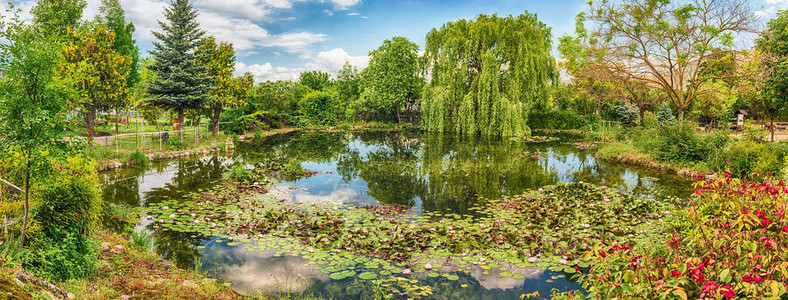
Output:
[147, 0, 212, 141]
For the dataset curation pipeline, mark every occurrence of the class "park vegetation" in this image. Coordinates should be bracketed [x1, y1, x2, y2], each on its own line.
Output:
[2, 0, 788, 298]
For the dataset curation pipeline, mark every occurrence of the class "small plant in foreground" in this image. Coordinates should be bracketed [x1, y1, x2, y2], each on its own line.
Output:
[131, 230, 153, 250]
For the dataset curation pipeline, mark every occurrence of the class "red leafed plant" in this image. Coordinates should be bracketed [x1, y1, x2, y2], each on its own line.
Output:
[580, 174, 788, 299]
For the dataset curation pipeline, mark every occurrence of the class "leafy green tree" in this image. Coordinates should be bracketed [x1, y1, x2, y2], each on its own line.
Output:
[99, 0, 139, 87]
[30, 0, 86, 38]
[196, 36, 237, 136]
[583, 0, 754, 120]
[694, 80, 736, 128]
[335, 62, 361, 120]
[361, 37, 420, 123]
[147, 0, 212, 141]
[299, 71, 331, 91]
[61, 24, 131, 141]
[421, 12, 556, 137]
[756, 11, 788, 141]
[133, 57, 164, 129]
[0, 10, 74, 249]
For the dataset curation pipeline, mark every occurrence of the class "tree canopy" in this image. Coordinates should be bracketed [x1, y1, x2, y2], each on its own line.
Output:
[421, 12, 556, 137]
[361, 36, 421, 123]
[147, 0, 211, 139]
[583, 0, 754, 120]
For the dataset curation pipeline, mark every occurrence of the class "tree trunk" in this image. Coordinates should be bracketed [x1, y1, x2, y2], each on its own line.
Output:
[85, 105, 96, 142]
[18, 158, 30, 252]
[178, 109, 185, 143]
[639, 106, 646, 126]
[212, 107, 220, 137]
[115, 110, 119, 136]
[396, 105, 402, 124]
[677, 106, 685, 122]
[771, 117, 775, 142]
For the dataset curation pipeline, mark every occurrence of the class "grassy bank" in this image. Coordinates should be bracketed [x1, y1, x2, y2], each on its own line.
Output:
[550, 117, 788, 180]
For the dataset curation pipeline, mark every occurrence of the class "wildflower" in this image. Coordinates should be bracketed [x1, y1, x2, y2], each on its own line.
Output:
[559, 259, 567, 265]
[530, 154, 538, 158]
[168, 214, 176, 219]
[403, 268, 413, 275]
[528, 257, 539, 263]
[599, 251, 606, 258]
[424, 263, 432, 270]
[671, 270, 682, 278]
[308, 248, 315, 253]
[162, 206, 169, 210]
[193, 220, 199, 224]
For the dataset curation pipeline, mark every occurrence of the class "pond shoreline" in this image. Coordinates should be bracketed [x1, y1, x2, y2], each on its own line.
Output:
[95, 125, 418, 172]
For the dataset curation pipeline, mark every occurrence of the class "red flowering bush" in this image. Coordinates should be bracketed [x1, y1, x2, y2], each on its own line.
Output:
[581, 174, 788, 299]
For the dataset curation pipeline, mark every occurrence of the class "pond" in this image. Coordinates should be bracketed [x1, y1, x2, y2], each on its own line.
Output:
[100, 129, 692, 299]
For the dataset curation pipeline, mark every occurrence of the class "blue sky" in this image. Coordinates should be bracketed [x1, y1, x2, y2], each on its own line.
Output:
[3, 0, 786, 82]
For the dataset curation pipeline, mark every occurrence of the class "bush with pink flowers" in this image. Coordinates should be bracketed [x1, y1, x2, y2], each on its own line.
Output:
[579, 174, 788, 299]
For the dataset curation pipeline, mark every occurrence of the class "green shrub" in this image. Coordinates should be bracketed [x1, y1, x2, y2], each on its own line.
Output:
[641, 111, 659, 128]
[25, 156, 101, 280]
[169, 140, 186, 150]
[126, 150, 149, 166]
[299, 91, 339, 126]
[25, 232, 97, 281]
[742, 123, 767, 143]
[717, 140, 786, 178]
[528, 110, 598, 130]
[655, 121, 719, 164]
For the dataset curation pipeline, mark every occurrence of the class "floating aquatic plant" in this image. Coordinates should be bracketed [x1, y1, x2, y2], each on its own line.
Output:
[144, 180, 678, 294]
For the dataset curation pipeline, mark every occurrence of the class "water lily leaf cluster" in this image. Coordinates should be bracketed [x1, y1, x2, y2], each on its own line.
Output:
[145, 181, 676, 287]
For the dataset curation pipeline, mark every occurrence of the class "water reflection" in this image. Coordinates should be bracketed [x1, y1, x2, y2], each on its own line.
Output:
[100, 130, 692, 298]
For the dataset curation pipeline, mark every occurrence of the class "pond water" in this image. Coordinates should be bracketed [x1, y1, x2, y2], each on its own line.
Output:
[100, 130, 692, 299]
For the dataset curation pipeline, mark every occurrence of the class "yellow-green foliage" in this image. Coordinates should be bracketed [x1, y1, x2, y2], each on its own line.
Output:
[422, 12, 554, 137]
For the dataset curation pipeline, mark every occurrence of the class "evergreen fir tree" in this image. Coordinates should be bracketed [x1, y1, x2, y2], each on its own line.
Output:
[147, 0, 212, 141]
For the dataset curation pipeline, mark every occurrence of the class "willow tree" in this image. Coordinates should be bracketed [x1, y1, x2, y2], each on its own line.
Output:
[421, 12, 556, 137]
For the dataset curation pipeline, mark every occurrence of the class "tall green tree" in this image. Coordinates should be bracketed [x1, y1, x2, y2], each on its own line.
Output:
[61, 24, 131, 142]
[30, 0, 86, 38]
[147, 0, 211, 141]
[196, 36, 237, 136]
[583, 0, 754, 120]
[756, 11, 788, 141]
[335, 62, 361, 119]
[299, 71, 331, 91]
[99, 0, 140, 91]
[422, 12, 556, 137]
[361, 37, 420, 123]
[0, 9, 74, 249]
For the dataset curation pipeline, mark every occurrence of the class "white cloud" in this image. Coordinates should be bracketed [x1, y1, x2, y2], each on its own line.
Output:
[305, 47, 369, 71]
[758, 0, 788, 18]
[235, 61, 304, 82]
[329, 0, 360, 10]
[266, 32, 328, 53]
[237, 47, 368, 82]
[347, 12, 360, 16]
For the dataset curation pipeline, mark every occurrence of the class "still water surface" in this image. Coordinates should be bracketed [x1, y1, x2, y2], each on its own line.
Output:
[101, 130, 691, 298]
